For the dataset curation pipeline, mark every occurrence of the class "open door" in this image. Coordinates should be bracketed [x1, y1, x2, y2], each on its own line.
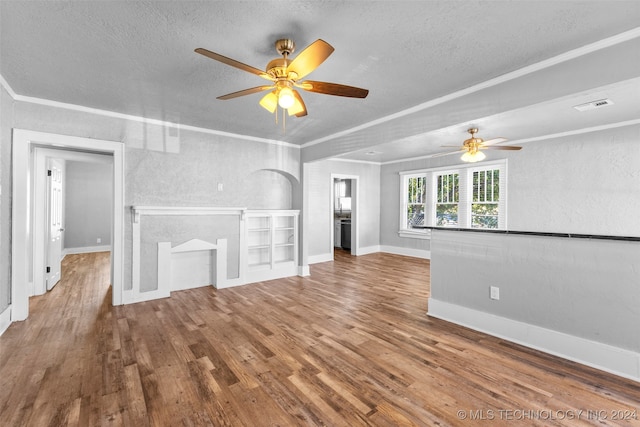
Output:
[46, 158, 64, 290]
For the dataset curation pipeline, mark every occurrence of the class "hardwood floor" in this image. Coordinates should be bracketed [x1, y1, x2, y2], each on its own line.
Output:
[1, 250, 638, 426]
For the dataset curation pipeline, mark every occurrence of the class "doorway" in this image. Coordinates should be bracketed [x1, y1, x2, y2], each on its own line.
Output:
[331, 174, 358, 259]
[32, 147, 114, 297]
[11, 129, 124, 322]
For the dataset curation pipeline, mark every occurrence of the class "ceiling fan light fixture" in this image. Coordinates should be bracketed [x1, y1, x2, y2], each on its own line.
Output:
[278, 87, 295, 109]
[461, 150, 486, 163]
[259, 92, 278, 113]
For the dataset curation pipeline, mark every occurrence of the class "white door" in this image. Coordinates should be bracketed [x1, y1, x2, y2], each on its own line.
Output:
[47, 159, 64, 290]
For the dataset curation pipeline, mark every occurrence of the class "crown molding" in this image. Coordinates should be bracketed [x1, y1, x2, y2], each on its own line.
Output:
[0, 73, 299, 150]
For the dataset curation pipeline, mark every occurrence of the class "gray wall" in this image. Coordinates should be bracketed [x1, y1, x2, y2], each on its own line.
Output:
[430, 230, 640, 352]
[425, 124, 640, 362]
[305, 159, 380, 259]
[64, 160, 113, 249]
[0, 85, 14, 312]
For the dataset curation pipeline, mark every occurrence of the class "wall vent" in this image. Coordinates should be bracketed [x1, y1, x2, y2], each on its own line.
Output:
[573, 98, 614, 112]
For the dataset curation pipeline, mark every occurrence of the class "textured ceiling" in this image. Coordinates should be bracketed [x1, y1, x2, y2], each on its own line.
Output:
[1, 1, 639, 162]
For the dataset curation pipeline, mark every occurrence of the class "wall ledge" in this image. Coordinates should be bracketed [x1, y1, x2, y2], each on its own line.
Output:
[425, 227, 640, 242]
[428, 299, 640, 383]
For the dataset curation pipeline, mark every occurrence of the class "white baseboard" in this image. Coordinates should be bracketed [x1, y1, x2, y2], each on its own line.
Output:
[63, 245, 111, 257]
[380, 245, 431, 259]
[0, 305, 12, 336]
[308, 253, 334, 264]
[311, 247, 430, 263]
[428, 299, 640, 383]
[356, 245, 380, 256]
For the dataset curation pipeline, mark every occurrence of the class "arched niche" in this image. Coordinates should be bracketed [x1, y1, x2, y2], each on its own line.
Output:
[242, 169, 300, 210]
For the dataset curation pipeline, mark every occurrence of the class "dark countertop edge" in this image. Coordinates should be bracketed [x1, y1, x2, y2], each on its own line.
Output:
[411, 226, 640, 242]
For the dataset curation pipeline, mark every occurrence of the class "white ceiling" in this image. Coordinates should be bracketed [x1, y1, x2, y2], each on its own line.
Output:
[1, 1, 639, 163]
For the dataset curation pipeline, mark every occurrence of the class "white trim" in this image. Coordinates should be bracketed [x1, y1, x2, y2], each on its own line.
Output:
[428, 299, 640, 383]
[298, 265, 310, 276]
[329, 157, 382, 166]
[0, 305, 11, 336]
[11, 129, 125, 320]
[131, 206, 246, 223]
[380, 245, 431, 260]
[308, 253, 334, 264]
[357, 245, 380, 256]
[63, 245, 112, 257]
[398, 230, 431, 240]
[0, 74, 17, 98]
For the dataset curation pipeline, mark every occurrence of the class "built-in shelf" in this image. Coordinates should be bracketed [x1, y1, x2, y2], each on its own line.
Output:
[245, 210, 299, 282]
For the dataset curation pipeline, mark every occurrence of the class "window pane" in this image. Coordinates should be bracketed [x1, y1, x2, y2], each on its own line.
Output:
[471, 203, 498, 228]
[404, 175, 427, 229]
[472, 168, 500, 229]
[436, 204, 458, 226]
[407, 204, 425, 227]
[436, 173, 459, 227]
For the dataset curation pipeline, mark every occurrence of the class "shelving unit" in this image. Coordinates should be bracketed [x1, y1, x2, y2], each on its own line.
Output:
[245, 210, 299, 283]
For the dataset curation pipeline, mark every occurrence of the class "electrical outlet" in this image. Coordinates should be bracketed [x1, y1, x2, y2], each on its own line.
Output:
[490, 286, 500, 300]
[217, 183, 224, 191]
[97, 238, 102, 244]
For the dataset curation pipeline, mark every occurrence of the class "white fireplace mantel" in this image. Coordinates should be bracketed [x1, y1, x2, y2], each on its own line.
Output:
[131, 206, 247, 223]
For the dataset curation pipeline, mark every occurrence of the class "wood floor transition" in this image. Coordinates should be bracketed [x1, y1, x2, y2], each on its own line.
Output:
[0, 250, 638, 426]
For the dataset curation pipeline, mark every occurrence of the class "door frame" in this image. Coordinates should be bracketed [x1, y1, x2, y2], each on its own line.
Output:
[12, 129, 124, 321]
[330, 174, 359, 258]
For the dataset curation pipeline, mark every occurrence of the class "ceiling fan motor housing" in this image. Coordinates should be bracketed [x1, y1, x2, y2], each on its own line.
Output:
[266, 58, 291, 79]
[275, 39, 295, 56]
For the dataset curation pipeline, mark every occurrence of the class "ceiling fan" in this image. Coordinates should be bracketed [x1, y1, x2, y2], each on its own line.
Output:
[439, 128, 522, 162]
[195, 38, 369, 119]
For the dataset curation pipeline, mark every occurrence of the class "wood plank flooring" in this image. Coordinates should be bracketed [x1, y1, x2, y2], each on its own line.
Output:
[1, 250, 639, 426]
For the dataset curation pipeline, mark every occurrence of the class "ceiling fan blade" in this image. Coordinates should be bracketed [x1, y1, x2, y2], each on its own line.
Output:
[481, 137, 508, 146]
[217, 85, 275, 100]
[298, 80, 369, 98]
[287, 39, 334, 80]
[481, 145, 522, 151]
[288, 90, 307, 117]
[195, 48, 273, 81]
[259, 91, 278, 113]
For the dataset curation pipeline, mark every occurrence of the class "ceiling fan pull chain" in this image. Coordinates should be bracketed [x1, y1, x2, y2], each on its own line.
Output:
[282, 107, 286, 133]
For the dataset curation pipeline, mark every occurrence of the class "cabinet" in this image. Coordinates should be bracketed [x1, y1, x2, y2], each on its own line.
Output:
[245, 210, 299, 283]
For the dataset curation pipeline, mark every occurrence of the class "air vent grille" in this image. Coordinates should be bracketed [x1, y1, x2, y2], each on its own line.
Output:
[573, 98, 614, 112]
